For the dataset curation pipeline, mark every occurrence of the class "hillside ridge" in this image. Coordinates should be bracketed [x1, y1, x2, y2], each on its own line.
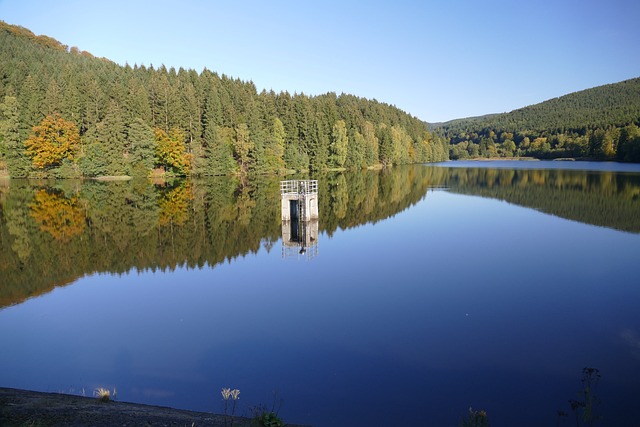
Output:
[433, 77, 640, 162]
[0, 20, 448, 179]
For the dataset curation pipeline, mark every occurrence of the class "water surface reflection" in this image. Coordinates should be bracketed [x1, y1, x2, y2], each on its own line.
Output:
[0, 163, 639, 426]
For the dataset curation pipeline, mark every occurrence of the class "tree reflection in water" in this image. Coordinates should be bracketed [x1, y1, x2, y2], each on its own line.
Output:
[1, 163, 639, 307]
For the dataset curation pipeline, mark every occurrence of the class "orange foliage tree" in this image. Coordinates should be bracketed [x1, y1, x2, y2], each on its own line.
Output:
[24, 114, 80, 169]
[154, 128, 192, 176]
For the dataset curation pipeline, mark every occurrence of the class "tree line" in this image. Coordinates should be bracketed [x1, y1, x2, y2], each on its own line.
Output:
[0, 21, 448, 179]
[433, 77, 640, 162]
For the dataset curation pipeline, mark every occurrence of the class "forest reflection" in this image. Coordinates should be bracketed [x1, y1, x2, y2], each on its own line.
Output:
[0, 166, 440, 307]
[1, 164, 638, 308]
[441, 166, 640, 233]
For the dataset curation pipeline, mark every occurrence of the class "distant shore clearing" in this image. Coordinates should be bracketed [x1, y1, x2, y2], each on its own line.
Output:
[93, 176, 132, 181]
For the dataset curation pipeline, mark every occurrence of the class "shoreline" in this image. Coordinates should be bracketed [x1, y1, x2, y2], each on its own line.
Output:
[0, 387, 311, 427]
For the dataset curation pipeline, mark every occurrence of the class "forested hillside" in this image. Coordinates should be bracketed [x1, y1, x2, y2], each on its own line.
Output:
[434, 78, 640, 162]
[0, 21, 448, 178]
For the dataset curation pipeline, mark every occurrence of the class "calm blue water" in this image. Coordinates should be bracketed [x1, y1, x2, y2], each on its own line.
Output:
[1, 162, 639, 426]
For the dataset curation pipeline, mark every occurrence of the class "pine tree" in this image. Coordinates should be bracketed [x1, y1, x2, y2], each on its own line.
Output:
[78, 139, 108, 177]
[1, 95, 31, 176]
[346, 129, 366, 169]
[44, 79, 63, 116]
[126, 118, 155, 176]
[61, 78, 83, 129]
[79, 73, 106, 134]
[178, 76, 202, 147]
[233, 123, 253, 173]
[271, 117, 286, 169]
[206, 126, 237, 175]
[308, 116, 329, 172]
[124, 76, 152, 124]
[20, 74, 44, 133]
[330, 120, 349, 168]
[377, 124, 393, 166]
[97, 101, 128, 175]
[363, 121, 379, 167]
[256, 117, 285, 173]
[149, 70, 172, 130]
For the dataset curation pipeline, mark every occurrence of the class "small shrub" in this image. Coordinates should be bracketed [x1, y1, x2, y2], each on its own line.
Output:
[459, 407, 490, 427]
[558, 367, 602, 426]
[252, 410, 285, 427]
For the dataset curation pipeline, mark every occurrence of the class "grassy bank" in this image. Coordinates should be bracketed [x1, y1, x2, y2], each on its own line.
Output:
[0, 387, 310, 427]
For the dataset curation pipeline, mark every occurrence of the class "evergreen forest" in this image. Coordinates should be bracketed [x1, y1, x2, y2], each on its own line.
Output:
[0, 21, 448, 179]
[433, 77, 640, 162]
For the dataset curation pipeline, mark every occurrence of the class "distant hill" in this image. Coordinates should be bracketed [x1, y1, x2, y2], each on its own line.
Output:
[427, 113, 499, 129]
[432, 78, 640, 162]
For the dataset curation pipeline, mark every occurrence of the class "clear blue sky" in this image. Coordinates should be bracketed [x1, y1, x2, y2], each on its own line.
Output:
[1, 0, 638, 123]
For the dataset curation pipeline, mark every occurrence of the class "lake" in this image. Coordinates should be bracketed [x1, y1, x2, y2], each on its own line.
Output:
[1, 161, 639, 426]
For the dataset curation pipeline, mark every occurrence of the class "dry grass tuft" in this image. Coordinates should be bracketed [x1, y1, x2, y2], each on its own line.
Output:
[94, 387, 111, 402]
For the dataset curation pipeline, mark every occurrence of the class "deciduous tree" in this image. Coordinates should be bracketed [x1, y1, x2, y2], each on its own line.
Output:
[154, 127, 191, 176]
[24, 113, 80, 169]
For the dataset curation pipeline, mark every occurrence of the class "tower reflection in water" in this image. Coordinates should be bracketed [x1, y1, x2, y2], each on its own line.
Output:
[280, 180, 319, 260]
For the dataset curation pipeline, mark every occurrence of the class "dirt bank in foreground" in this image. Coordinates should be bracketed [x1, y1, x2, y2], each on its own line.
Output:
[0, 387, 310, 427]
